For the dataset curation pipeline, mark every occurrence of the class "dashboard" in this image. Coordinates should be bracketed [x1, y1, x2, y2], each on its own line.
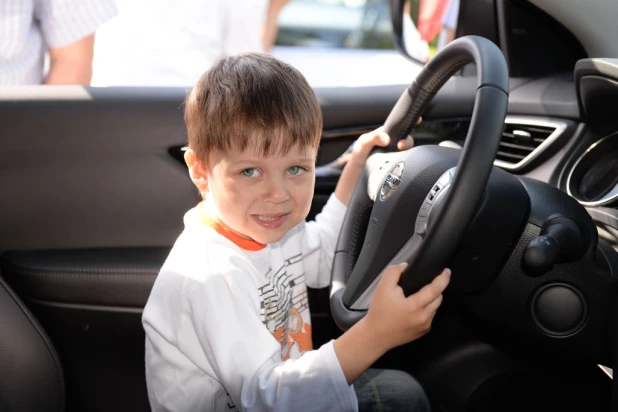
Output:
[407, 61, 618, 256]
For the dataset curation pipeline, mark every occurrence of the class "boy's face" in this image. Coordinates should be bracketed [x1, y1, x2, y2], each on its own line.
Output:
[193, 143, 317, 245]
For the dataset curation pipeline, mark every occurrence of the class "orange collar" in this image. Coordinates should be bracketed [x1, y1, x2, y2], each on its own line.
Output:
[198, 203, 266, 251]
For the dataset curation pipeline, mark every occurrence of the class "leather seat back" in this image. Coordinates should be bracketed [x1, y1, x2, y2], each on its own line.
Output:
[0, 276, 64, 411]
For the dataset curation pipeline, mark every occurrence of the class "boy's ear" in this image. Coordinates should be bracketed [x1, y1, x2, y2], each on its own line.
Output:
[184, 148, 209, 193]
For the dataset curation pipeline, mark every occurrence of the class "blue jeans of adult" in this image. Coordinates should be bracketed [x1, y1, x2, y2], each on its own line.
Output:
[355, 368, 431, 412]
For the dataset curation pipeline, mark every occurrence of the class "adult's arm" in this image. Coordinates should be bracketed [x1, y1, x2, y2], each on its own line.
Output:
[262, 0, 290, 51]
[35, 0, 117, 85]
[46, 34, 95, 85]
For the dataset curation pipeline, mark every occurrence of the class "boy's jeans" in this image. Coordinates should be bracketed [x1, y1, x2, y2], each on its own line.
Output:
[355, 369, 431, 412]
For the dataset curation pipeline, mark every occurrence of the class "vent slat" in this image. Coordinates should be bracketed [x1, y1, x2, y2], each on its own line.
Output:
[499, 141, 536, 151]
[497, 151, 526, 160]
[523, 126, 554, 134]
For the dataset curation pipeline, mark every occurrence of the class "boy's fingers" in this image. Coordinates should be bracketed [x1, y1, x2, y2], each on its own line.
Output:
[411, 269, 451, 307]
[379, 262, 408, 290]
[367, 131, 390, 148]
[397, 136, 414, 151]
[392, 117, 421, 151]
[356, 130, 391, 154]
[424, 293, 443, 314]
[395, 116, 421, 151]
[376, 131, 391, 146]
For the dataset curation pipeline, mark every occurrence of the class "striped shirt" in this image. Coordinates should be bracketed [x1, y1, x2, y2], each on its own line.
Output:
[0, 0, 117, 84]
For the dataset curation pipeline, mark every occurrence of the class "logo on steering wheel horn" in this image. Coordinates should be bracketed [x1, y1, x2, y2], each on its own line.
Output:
[379, 162, 404, 201]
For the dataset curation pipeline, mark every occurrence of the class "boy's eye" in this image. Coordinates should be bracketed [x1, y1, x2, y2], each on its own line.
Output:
[287, 166, 305, 176]
[241, 168, 259, 177]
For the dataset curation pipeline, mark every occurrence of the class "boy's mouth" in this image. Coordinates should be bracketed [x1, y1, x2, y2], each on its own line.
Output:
[253, 213, 289, 222]
[252, 213, 290, 229]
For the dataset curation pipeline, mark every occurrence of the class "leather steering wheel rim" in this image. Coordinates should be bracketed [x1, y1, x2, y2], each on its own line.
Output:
[329, 36, 510, 331]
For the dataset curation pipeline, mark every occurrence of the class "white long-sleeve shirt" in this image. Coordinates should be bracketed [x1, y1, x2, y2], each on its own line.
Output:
[143, 194, 358, 411]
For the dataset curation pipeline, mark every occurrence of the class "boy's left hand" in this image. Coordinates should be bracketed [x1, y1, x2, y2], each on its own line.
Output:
[340, 123, 418, 168]
[332, 120, 420, 206]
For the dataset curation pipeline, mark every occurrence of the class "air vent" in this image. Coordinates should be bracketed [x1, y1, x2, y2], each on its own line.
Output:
[494, 117, 567, 171]
[496, 124, 554, 163]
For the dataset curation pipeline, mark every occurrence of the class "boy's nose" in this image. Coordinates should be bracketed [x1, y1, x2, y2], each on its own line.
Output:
[263, 177, 290, 203]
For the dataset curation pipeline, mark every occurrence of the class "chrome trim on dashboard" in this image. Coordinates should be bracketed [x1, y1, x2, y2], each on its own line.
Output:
[567, 132, 618, 207]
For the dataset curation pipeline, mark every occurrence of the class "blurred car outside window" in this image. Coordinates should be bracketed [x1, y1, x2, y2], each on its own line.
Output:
[270, 0, 423, 87]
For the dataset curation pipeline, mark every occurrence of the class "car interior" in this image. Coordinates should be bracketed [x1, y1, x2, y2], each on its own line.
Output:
[1, 0, 618, 411]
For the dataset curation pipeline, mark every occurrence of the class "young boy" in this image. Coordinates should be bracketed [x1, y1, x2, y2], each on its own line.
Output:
[143, 53, 451, 411]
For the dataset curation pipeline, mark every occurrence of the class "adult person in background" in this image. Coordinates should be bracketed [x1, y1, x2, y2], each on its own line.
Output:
[403, 0, 430, 63]
[91, 0, 290, 87]
[437, 0, 459, 50]
[0, 0, 118, 85]
[417, 0, 449, 46]
[263, 0, 290, 52]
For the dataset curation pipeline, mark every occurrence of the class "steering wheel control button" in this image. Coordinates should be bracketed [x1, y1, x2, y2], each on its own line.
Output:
[379, 162, 405, 201]
[428, 185, 440, 200]
[425, 168, 456, 205]
[532, 284, 586, 336]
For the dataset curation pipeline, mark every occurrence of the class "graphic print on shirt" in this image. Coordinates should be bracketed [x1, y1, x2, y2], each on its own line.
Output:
[225, 391, 237, 411]
[259, 252, 313, 360]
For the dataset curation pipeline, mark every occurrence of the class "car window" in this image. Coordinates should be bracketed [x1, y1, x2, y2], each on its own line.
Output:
[266, 0, 422, 87]
[89, 0, 461, 88]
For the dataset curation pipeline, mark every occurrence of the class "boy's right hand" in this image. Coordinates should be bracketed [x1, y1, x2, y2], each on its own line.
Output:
[364, 263, 451, 352]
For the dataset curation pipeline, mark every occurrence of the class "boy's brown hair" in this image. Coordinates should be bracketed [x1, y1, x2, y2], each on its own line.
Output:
[184, 53, 322, 162]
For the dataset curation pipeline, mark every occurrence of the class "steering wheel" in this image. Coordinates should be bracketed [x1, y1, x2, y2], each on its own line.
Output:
[330, 36, 509, 331]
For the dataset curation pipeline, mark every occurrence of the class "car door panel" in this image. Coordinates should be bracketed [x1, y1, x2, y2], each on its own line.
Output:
[0, 84, 408, 412]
